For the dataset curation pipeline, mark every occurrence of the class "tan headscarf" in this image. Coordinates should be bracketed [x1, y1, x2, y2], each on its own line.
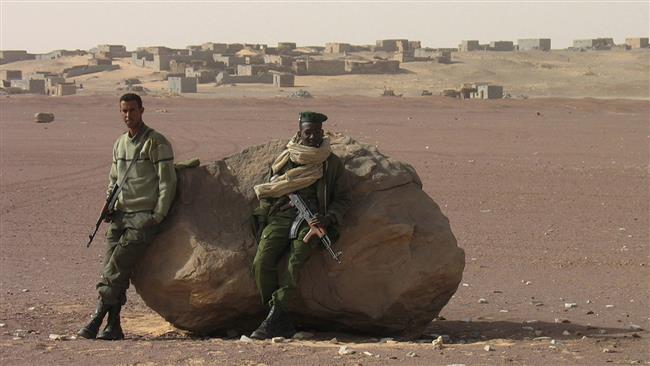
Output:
[254, 134, 331, 199]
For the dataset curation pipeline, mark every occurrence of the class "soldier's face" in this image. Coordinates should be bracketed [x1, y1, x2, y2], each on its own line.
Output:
[299, 122, 324, 147]
[120, 100, 144, 130]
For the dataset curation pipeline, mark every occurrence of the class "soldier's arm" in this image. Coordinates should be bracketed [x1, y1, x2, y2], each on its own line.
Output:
[326, 157, 352, 225]
[107, 139, 119, 197]
[150, 136, 177, 223]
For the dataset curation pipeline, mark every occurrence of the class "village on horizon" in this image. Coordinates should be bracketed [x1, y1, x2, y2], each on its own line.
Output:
[1, 36, 648, 98]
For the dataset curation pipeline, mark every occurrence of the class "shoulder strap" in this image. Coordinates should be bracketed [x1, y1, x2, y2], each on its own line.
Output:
[116, 128, 153, 188]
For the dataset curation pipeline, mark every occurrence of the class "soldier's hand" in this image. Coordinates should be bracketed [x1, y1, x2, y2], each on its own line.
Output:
[309, 213, 331, 228]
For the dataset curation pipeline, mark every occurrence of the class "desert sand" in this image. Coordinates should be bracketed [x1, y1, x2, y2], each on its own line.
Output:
[1, 50, 649, 99]
[0, 93, 648, 365]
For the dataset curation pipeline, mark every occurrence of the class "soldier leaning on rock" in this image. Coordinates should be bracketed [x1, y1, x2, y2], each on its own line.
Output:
[78, 93, 177, 340]
[250, 111, 351, 339]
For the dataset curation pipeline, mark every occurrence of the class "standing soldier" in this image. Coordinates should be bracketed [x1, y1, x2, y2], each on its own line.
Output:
[250, 111, 351, 339]
[78, 93, 177, 340]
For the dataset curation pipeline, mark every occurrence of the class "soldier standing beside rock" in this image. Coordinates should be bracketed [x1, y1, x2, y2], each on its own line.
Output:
[250, 111, 351, 339]
[78, 93, 177, 340]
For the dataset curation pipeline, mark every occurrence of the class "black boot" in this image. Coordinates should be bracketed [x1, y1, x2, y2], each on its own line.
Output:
[77, 300, 110, 339]
[250, 305, 296, 340]
[96, 305, 124, 340]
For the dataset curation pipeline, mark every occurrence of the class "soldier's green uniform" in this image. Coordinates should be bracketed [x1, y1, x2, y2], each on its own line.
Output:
[97, 124, 177, 306]
[252, 153, 350, 311]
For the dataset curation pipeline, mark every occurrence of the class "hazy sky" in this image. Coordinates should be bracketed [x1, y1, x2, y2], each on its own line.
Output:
[1, 1, 648, 53]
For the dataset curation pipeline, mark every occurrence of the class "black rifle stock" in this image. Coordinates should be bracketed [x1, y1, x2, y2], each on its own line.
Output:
[87, 184, 119, 248]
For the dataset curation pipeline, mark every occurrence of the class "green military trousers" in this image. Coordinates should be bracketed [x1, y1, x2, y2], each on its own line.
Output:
[96, 211, 159, 306]
[252, 216, 320, 311]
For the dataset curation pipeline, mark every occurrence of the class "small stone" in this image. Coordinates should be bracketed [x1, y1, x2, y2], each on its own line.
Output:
[406, 351, 418, 357]
[271, 337, 285, 343]
[565, 303, 577, 309]
[550, 339, 561, 345]
[605, 304, 615, 308]
[483, 345, 494, 351]
[499, 310, 508, 313]
[34, 113, 55, 123]
[478, 298, 488, 304]
[533, 336, 551, 341]
[379, 337, 393, 343]
[548, 345, 557, 350]
[598, 329, 607, 334]
[21, 289, 29, 293]
[628, 324, 643, 331]
[493, 290, 503, 293]
[69, 335, 76, 340]
[27, 307, 35, 311]
[432, 336, 444, 349]
[0, 323, 5, 328]
[602, 348, 615, 353]
[586, 311, 594, 315]
[363, 351, 373, 356]
[329, 337, 339, 343]
[462, 283, 470, 287]
[338, 346, 355, 355]
[586, 300, 592, 304]
[48, 334, 67, 341]
[562, 330, 571, 336]
[293, 331, 314, 340]
[239, 335, 253, 342]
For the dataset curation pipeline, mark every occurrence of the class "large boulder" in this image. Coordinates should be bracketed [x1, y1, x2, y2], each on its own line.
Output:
[132, 134, 464, 336]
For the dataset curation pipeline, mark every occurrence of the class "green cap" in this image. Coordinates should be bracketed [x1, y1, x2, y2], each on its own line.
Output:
[299, 111, 328, 124]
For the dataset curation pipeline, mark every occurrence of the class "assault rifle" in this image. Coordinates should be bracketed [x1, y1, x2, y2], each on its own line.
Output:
[288, 193, 342, 264]
[86, 129, 152, 248]
[87, 184, 120, 247]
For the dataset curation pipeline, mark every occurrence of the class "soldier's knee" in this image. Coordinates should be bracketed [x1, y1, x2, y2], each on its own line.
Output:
[252, 254, 274, 273]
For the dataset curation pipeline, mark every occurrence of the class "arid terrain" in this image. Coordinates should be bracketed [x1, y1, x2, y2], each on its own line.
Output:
[0, 93, 648, 365]
[1, 50, 649, 99]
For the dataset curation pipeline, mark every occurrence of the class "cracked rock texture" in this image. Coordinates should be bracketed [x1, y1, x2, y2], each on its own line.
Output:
[132, 134, 464, 335]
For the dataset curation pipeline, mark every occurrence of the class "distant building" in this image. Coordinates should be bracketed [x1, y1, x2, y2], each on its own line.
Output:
[472, 84, 503, 99]
[625, 37, 649, 49]
[0, 70, 22, 86]
[489, 41, 515, 51]
[459, 40, 481, 52]
[168, 76, 197, 93]
[185, 67, 216, 83]
[96, 44, 129, 58]
[53, 82, 77, 96]
[272, 72, 295, 87]
[517, 39, 551, 51]
[375, 39, 411, 52]
[11, 78, 46, 94]
[0, 50, 35, 64]
[572, 38, 615, 50]
[324, 43, 351, 54]
[277, 42, 297, 51]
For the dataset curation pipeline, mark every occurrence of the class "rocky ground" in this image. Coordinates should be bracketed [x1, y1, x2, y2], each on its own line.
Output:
[0, 95, 648, 365]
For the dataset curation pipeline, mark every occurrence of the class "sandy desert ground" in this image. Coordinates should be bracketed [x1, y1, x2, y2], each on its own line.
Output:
[0, 94, 648, 365]
[1, 49, 649, 99]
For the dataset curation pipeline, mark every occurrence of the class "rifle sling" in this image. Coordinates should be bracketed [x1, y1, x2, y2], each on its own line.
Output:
[110, 128, 153, 210]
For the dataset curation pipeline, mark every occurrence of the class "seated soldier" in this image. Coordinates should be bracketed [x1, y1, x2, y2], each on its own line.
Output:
[250, 111, 351, 339]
